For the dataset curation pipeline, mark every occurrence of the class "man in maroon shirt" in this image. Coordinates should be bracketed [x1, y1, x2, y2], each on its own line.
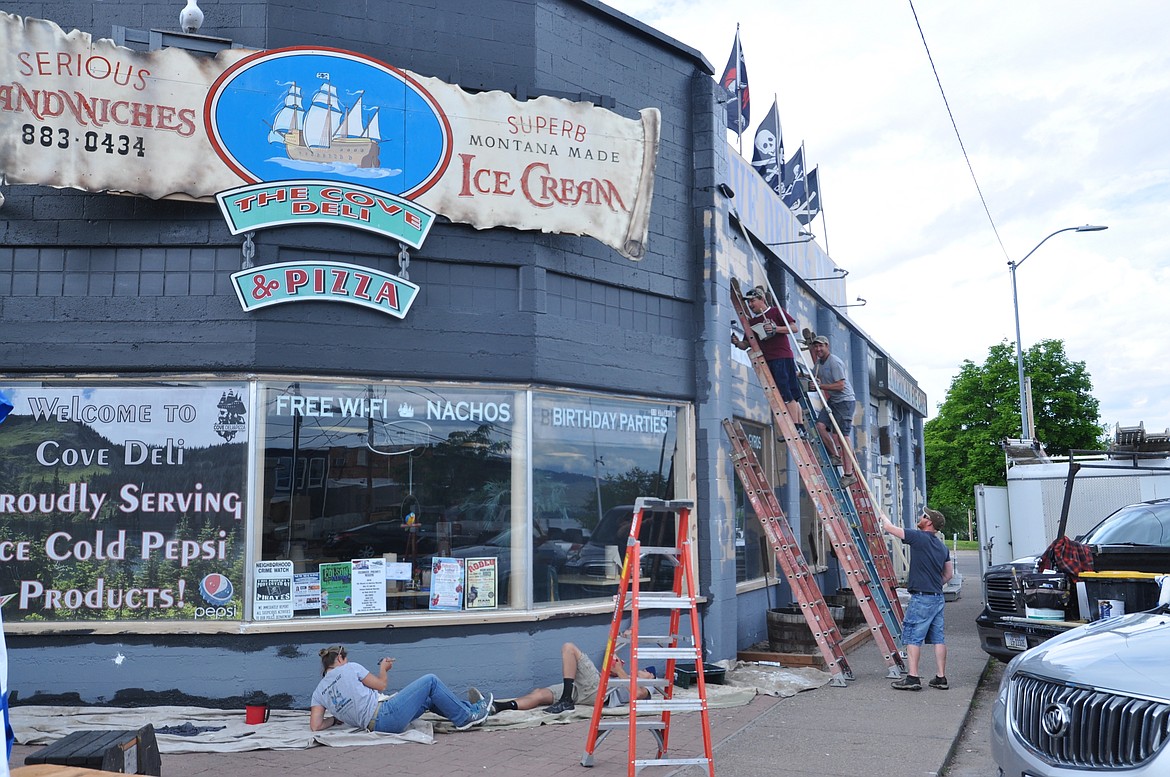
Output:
[732, 286, 807, 438]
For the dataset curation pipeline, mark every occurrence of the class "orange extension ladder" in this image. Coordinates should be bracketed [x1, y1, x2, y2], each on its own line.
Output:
[723, 418, 852, 687]
[730, 278, 905, 676]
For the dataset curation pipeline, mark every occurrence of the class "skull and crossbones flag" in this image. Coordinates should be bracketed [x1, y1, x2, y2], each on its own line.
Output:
[751, 99, 784, 194]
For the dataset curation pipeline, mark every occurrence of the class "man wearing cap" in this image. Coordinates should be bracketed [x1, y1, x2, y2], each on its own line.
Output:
[732, 286, 807, 438]
[881, 509, 953, 691]
[809, 336, 857, 486]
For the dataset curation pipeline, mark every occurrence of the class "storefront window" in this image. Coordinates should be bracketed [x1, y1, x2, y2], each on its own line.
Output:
[530, 392, 685, 603]
[0, 382, 249, 623]
[733, 420, 769, 583]
[258, 382, 526, 614]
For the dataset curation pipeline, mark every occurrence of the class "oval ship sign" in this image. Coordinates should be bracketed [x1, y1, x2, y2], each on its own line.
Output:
[206, 47, 449, 248]
[205, 47, 452, 198]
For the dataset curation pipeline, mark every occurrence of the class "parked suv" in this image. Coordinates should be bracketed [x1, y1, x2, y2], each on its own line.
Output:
[561, 504, 678, 594]
[976, 497, 1170, 661]
[992, 607, 1170, 775]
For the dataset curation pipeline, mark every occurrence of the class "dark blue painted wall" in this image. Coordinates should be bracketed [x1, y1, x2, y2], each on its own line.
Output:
[0, 0, 723, 707]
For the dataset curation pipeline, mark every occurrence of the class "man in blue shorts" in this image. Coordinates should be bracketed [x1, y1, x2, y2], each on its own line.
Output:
[881, 507, 953, 691]
[732, 286, 807, 437]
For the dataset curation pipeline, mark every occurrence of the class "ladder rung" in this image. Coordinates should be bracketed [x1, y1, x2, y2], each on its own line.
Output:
[638, 545, 680, 557]
[633, 594, 694, 609]
[631, 634, 686, 644]
[634, 757, 712, 767]
[633, 646, 699, 660]
[635, 699, 706, 713]
[597, 719, 667, 730]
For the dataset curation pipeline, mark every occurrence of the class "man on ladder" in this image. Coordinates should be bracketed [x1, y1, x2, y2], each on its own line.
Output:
[732, 286, 808, 439]
[808, 335, 857, 486]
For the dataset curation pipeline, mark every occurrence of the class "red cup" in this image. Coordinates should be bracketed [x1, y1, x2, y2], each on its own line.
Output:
[245, 704, 270, 725]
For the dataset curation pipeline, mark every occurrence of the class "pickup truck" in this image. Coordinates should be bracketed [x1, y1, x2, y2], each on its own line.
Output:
[976, 496, 1170, 661]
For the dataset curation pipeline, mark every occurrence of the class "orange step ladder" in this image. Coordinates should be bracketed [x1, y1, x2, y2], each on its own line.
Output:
[581, 498, 715, 775]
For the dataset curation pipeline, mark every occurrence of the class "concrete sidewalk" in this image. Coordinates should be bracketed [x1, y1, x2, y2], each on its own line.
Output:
[9, 551, 988, 777]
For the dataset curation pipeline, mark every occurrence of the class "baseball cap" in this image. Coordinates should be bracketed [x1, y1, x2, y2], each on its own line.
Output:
[811, 336, 829, 345]
[744, 286, 766, 300]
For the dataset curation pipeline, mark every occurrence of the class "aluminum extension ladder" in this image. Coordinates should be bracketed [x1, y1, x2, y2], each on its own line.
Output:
[730, 278, 905, 676]
[723, 418, 852, 687]
[581, 498, 715, 776]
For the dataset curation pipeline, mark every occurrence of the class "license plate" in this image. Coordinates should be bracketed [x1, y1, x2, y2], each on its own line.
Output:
[1005, 632, 1028, 651]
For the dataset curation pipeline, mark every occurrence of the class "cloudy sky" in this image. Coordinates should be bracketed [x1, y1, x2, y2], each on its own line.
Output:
[606, 1, 1170, 437]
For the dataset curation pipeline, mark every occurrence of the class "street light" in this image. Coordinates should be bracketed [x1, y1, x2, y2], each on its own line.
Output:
[1010, 224, 1108, 440]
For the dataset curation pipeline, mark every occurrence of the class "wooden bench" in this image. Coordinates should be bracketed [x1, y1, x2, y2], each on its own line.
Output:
[23, 724, 161, 776]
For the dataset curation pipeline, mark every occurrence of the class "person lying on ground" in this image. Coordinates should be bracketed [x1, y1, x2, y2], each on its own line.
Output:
[310, 645, 493, 733]
[490, 640, 658, 715]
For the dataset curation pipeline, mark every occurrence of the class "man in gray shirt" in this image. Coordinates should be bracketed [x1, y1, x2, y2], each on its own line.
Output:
[810, 336, 857, 485]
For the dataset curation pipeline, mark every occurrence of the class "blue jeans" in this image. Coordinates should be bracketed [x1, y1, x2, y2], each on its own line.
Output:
[371, 673, 475, 733]
[901, 593, 946, 645]
[766, 358, 802, 403]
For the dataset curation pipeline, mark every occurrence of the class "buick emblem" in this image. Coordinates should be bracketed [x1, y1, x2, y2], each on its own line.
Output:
[1041, 703, 1072, 737]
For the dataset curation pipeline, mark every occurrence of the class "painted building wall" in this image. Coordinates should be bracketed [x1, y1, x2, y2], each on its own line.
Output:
[0, 0, 928, 707]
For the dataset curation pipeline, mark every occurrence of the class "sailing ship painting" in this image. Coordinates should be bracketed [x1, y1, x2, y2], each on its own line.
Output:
[269, 75, 383, 168]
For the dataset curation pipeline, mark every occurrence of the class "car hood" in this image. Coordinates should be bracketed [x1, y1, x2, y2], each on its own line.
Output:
[1010, 609, 1170, 698]
[985, 555, 1040, 576]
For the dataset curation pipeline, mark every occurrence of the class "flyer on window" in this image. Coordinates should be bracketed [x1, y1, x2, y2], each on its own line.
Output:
[293, 572, 321, 611]
[464, 557, 498, 610]
[319, 562, 353, 617]
[351, 558, 387, 615]
[428, 557, 465, 611]
[253, 560, 294, 620]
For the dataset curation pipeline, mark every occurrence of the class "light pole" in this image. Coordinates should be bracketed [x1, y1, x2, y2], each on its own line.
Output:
[1009, 224, 1108, 440]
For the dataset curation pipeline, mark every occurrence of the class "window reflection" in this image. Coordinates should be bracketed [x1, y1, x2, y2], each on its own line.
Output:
[260, 383, 523, 612]
[733, 420, 769, 582]
[531, 393, 683, 603]
[258, 383, 687, 615]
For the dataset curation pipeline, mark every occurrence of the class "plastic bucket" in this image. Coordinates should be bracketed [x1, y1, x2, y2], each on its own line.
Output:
[245, 704, 270, 725]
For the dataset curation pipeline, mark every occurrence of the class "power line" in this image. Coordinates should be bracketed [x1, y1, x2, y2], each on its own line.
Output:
[907, 0, 1010, 262]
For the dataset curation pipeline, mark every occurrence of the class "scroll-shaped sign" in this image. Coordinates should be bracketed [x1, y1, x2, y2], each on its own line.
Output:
[0, 15, 661, 259]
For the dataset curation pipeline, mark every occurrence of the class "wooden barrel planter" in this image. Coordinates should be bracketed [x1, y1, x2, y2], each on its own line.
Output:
[767, 604, 844, 652]
[827, 588, 866, 632]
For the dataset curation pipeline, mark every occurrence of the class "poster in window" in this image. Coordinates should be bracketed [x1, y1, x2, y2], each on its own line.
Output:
[319, 562, 353, 617]
[428, 557, 464, 611]
[293, 572, 321, 611]
[464, 557, 498, 610]
[351, 558, 387, 615]
[253, 560, 294, 620]
[0, 383, 248, 623]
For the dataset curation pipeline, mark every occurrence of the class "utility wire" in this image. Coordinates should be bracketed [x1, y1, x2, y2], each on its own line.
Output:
[907, 0, 1010, 262]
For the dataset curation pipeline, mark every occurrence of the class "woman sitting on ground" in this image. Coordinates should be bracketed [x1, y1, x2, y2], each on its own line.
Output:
[310, 645, 492, 733]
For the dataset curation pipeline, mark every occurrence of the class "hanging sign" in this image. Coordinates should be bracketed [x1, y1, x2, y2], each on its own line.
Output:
[0, 15, 660, 260]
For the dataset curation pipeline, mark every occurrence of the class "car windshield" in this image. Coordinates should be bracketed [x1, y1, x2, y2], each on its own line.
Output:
[1082, 502, 1170, 547]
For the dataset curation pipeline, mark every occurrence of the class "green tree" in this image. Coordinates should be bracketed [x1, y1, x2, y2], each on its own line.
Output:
[925, 339, 1102, 513]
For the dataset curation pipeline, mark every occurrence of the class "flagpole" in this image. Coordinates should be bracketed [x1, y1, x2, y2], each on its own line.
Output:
[774, 92, 783, 168]
[818, 173, 830, 257]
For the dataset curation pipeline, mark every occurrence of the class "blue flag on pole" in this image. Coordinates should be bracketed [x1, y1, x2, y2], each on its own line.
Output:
[719, 28, 750, 134]
[781, 147, 806, 207]
[751, 99, 783, 194]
